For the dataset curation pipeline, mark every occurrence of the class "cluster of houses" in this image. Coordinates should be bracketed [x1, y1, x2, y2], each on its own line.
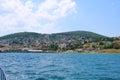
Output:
[1, 37, 118, 53]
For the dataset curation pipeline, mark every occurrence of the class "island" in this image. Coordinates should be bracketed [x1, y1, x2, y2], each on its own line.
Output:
[0, 31, 120, 53]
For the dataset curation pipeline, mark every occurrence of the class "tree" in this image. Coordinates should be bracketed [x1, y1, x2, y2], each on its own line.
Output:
[112, 43, 120, 49]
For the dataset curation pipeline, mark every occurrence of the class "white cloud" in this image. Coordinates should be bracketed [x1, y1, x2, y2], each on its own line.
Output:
[0, 0, 76, 36]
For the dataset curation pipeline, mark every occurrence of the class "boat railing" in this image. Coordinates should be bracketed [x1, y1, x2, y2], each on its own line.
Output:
[0, 68, 6, 80]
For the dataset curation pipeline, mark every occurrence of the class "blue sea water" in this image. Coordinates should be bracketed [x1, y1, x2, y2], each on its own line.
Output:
[0, 53, 120, 80]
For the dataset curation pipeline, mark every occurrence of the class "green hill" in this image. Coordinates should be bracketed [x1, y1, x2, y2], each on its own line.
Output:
[0, 31, 110, 46]
[0, 32, 41, 39]
[0, 31, 108, 41]
[52, 31, 107, 41]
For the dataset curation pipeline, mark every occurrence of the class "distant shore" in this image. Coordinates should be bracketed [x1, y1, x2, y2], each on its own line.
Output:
[61, 49, 120, 54]
[0, 49, 120, 54]
[97, 49, 120, 53]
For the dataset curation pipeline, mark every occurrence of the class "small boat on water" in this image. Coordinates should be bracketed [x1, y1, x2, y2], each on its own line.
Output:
[0, 68, 6, 80]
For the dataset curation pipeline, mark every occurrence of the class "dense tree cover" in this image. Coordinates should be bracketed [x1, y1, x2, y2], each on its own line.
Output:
[0, 31, 108, 40]
[112, 43, 120, 49]
[0, 32, 41, 39]
[53, 31, 108, 41]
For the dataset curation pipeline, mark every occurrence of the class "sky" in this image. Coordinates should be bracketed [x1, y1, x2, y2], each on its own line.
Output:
[0, 0, 120, 37]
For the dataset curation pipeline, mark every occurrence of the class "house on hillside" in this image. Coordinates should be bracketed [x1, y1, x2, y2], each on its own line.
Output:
[113, 40, 120, 43]
[59, 43, 67, 49]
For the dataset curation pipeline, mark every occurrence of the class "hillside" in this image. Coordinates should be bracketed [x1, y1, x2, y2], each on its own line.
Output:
[0, 31, 116, 53]
[52, 31, 107, 41]
[0, 32, 42, 39]
[0, 31, 108, 42]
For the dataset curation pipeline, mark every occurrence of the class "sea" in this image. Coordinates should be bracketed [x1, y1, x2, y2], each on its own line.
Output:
[0, 53, 120, 80]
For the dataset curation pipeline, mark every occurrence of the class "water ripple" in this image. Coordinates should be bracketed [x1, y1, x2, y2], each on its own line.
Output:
[0, 53, 120, 80]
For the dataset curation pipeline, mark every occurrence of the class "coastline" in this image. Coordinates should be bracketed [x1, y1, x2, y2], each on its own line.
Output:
[0, 49, 120, 54]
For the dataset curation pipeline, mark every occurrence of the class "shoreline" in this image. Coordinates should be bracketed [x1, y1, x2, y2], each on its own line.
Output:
[0, 49, 120, 54]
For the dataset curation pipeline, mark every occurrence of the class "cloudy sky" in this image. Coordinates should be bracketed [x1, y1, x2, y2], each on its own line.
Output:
[0, 0, 120, 37]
